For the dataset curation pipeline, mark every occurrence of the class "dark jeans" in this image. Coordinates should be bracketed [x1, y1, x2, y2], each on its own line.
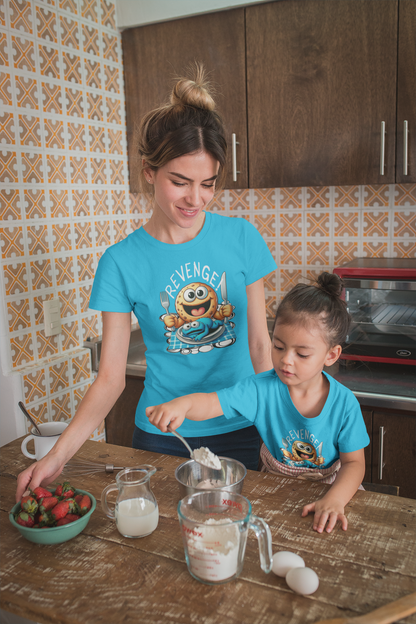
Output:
[132, 425, 261, 471]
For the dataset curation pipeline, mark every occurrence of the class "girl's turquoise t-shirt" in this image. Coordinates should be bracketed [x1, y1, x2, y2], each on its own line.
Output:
[89, 211, 277, 436]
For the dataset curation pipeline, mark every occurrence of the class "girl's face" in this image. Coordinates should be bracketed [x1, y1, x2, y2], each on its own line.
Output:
[272, 321, 341, 391]
[145, 151, 219, 235]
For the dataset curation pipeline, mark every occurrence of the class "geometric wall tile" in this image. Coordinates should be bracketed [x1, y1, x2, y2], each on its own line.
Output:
[51, 391, 72, 421]
[107, 128, 122, 154]
[21, 152, 44, 183]
[58, 287, 77, 317]
[38, 43, 60, 79]
[81, 313, 100, 340]
[394, 183, 416, 206]
[363, 184, 389, 207]
[280, 187, 303, 210]
[362, 211, 389, 237]
[1, 151, 18, 183]
[24, 401, 48, 428]
[68, 121, 86, 151]
[0, 188, 21, 220]
[52, 222, 72, 252]
[393, 241, 416, 258]
[333, 241, 358, 265]
[334, 186, 360, 208]
[9, 0, 34, 35]
[279, 268, 303, 292]
[393, 211, 416, 237]
[72, 188, 89, 217]
[3, 261, 28, 295]
[91, 156, 106, 184]
[74, 221, 92, 248]
[306, 212, 330, 237]
[69, 155, 88, 183]
[50, 189, 70, 218]
[35, 5, 58, 44]
[23, 368, 47, 403]
[61, 319, 79, 350]
[0, 225, 24, 258]
[71, 349, 91, 384]
[11, 35, 36, 71]
[279, 213, 302, 237]
[94, 219, 111, 246]
[278, 240, 303, 265]
[86, 91, 103, 121]
[41, 81, 62, 113]
[88, 123, 105, 152]
[79, 283, 92, 312]
[30, 258, 53, 289]
[60, 15, 80, 50]
[106, 96, 122, 124]
[65, 85, 84, 117]
[27, 224, 49, 254]
[103, 63, 119, 94]
[306, 241, 330, 265]
[18, 114, 42, 147]
[91, 189, 108, 215]
[363, 241, 389, 257]
[44, 117, 65, 149]
[82, 0, 99, 23]
[101, 0, 116, 28]
[254, 214, 276, 237]
[108, 158, 124, 185]
[0, 71, 13, 106]
[10, 332, 34, 368]
[48, 359, 69, 395]
[113, 218, 128, 243]
[0, 111, 16, 144]
[36, 329, 59, 359]
[7, 297, 31, 331]
[55, 255, 75, 285]
[334, 212, 359, 237]
[82, 23, 100, 55]
[102, 31, 117, 62]
[46, 153, 67, 183]
[84, 58, 101, 89]
[23, 188, 47, 219]
[62, 51, 82, 83]
[306, 186, 330, 209]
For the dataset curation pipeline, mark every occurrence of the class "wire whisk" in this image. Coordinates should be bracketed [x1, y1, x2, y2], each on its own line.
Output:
[62, 457, 125, 477]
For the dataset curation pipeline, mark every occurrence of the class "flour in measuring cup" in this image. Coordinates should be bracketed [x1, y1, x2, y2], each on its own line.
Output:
[186, 518, 240, 582]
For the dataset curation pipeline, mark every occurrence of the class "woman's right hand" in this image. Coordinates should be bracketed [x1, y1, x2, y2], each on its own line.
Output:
[16, 452, 66, 502]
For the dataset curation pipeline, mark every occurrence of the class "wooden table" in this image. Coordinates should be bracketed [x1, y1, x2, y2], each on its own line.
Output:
[1, 438, 415, 624]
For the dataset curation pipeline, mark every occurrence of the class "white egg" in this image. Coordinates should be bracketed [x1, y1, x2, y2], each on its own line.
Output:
[286, 567, 319, 595]
[272, 551, 305, 577]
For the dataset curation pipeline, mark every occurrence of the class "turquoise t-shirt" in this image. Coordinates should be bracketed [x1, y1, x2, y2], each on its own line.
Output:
[217, 369, 370, 469]
[89, 211, 277, 436]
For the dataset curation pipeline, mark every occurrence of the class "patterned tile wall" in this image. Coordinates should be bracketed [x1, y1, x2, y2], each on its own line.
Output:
[0, 0, 130, 439]
[1, 0, 415, 438]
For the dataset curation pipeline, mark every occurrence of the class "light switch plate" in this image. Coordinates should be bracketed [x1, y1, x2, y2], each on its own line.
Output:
[43, 298, 61, 337]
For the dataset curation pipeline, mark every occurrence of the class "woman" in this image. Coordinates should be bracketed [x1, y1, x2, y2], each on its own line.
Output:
[16, 65, 276, 500]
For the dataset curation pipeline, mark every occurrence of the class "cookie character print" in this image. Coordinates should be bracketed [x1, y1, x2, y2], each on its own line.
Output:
[160, 272, 236, 354]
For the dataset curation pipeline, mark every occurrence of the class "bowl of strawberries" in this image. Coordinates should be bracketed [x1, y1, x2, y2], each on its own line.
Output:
[9, 481, 96, 544]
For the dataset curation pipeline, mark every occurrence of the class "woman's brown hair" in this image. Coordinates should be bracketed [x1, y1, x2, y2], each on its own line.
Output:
[137, 63, 227, 193]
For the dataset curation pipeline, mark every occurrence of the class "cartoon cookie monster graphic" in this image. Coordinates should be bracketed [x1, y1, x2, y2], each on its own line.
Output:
[162, 282, 233, 332]
[280, 439, 325, 468]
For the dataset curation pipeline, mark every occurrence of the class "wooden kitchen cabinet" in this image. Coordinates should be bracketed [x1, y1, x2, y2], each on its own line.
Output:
[121, 9, 248, 192]
[362, 407, 416, 499]
[105, 376, 144, 448]
[246, 0, 399, 188]
[122, 0, 414, 190]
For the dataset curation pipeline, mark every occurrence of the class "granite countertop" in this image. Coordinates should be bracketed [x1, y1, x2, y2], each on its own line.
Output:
[84, 324, 416, 413]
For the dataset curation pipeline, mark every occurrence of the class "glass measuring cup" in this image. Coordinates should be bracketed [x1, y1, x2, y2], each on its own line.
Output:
[101, 466, 158, 538]
[177, 491, 273, 584]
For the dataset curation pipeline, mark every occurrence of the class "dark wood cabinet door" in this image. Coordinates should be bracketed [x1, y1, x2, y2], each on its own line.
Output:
[122, 9, 247, 192]
[361, 409, 373, 484]
[105, 376, 144, 448]
[246, 0, 398, 188]
[372, 411, 416, 499]
[396, 0, 416, 183]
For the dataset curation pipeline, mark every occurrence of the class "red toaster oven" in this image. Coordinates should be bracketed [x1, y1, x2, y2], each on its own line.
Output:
[333, 258, 416, 365]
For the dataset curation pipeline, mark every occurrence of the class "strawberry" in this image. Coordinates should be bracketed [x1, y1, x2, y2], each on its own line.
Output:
[15, 511, 35, 528]
[38, 511, 53, 527]
[77, 494, 91, 515]
[54, 482, 75, 498]
[65, 498, 79, 514]
[39, 496, 59, 512]
[32, 486, 52, 500]
[20, 494, 38, 515]
[56, 514, 80, 526]
[49, 500, 70, 522]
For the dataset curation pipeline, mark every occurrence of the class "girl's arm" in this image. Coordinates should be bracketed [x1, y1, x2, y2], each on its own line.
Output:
[301, 448, 365, 533]
[146, 392, 222, 432]
[16, 312, 132, 501]
[246, 278, 273, 374]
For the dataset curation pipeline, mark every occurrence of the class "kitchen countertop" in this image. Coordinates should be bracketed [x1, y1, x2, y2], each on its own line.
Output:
[84, 323, 416, 412]
[1, 437, 415, 624]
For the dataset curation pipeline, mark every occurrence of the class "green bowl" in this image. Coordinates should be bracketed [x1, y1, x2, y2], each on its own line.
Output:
[9, 488, 96, 545]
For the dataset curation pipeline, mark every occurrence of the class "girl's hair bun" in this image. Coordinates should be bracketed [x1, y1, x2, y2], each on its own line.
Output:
[316, 272, 343, 298]
[170, 62, 216, 111]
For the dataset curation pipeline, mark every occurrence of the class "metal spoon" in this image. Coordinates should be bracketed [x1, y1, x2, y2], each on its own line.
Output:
[18, 401, 42, 436]
[168, 427, 221, 469]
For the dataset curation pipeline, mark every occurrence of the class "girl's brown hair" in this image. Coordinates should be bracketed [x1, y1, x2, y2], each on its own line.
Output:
[137, 63, 227, 192]
[273, 272, 351, 347]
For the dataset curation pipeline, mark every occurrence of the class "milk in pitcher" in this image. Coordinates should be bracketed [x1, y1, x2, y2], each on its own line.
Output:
[115, 498, 158, 537]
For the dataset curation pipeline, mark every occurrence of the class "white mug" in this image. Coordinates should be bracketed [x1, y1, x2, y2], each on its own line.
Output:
[21, 422, 68, 460]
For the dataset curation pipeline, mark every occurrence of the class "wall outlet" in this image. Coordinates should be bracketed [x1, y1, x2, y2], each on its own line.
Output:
[43, 299, 62, 337]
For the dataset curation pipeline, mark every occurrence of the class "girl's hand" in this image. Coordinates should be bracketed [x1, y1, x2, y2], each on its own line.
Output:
[301, 497, 348, 533]
[146, 400, 186, 432]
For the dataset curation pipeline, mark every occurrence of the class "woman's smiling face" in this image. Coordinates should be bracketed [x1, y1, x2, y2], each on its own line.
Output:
[146, 151, 219, 233]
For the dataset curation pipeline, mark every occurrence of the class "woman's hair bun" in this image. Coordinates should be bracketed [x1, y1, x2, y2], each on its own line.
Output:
[316, 272, 343, 298]
[170, 62, 216, 111]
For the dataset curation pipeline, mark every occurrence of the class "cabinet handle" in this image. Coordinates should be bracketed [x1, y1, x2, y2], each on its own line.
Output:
[231, 133, 240, 182]
[403, 120, 408, 176]
[378, 425, 385, 480]
[380, 121, 386, 175]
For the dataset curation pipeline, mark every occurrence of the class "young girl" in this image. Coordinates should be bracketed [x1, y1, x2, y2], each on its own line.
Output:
[146, 272, 370, 534]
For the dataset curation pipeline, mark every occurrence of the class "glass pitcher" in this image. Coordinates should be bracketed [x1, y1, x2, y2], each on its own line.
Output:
[178, 491, 273, 584]
[101, 466, 158, 538]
